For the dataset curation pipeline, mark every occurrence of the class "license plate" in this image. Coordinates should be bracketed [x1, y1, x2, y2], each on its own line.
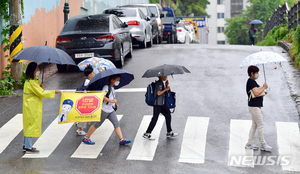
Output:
[75, 53, 94, 58]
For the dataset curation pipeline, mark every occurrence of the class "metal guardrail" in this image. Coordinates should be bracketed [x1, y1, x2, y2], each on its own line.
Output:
[263, 2, 289, 38]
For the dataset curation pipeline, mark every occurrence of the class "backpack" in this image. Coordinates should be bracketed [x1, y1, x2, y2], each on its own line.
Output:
[164, 90, 176, 113]
[145, 81, 157, 106]
[76, 83, 87, 91]
[105, 85, 111, 105]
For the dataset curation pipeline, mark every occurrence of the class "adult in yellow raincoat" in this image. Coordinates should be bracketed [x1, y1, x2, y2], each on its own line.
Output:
[23, 62, 61, 153]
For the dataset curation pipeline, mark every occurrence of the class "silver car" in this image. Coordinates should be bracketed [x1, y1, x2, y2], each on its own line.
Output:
[103, 8, 152, 48]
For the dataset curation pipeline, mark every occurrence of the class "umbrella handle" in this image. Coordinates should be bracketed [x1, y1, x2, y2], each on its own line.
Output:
[263, 64, 266, 84]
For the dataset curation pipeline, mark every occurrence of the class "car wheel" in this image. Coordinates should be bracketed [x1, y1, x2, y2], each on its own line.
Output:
[147, 35, 153, 48]
[115, 47, 124, 68]
[126, 41, 133, 58]
[171, 34, 174, 44]
[153, 33, 158, 44]
[57, 64, 67, 72]
[159, 35, 162, 44]
[139, 36, 147, 48]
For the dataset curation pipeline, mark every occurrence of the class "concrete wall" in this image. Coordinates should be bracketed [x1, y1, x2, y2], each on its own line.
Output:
[0, 0, 148, 79]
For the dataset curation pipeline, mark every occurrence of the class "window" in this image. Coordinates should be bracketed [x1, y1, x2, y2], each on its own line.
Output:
[112, 17, 121, 29]
[103, 9, 137, 18]
[63, 16, 109, 33]
[231, 0, 243, 17]
[149, 6, 158, 17]
[217, 0, 224, 4]
[217, 41, 226, 44]
[217, 27, 225, 33]
[217, 13, 224, 19]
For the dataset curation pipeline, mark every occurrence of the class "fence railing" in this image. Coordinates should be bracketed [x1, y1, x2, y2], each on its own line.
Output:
[263, 2, 289, 37]
[288, 1, 300, 30]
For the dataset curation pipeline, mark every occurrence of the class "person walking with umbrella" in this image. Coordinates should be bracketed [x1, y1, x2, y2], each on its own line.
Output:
[143, 75, 179, 140]
[249, 24, 256, 46]
[23, 62, 61, 153]
[245, 65, 272, 151]
[141, 64, 190, 140]
[83, 69, 134, 145]
[248, 20, 263, 46]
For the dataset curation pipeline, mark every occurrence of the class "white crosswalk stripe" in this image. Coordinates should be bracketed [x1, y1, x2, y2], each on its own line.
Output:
[71, 115, 123, 159]
[126, 115, 164, 161]
[179, 117, 210, 164]
[276, 122, 300, 172]
[0, 114, 23, 155]
[23, 117, 74, 158]
[2, 112, 300, 173]
[228, 119, 254, 167]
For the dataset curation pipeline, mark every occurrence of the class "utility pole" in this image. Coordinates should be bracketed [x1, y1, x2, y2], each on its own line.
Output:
[63, 0, 69, 24]
[9, 0, 23, 90]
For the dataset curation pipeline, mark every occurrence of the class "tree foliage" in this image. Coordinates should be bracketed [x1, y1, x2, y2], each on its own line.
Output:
[149, 0, 210, 16]
[225, 0, 293, 45]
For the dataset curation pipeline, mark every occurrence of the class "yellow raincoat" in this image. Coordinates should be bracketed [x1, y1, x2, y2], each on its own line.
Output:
[23, 79, 55, 137]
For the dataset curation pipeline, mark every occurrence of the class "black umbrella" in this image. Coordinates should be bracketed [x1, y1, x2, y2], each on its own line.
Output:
[142, 64, 191, 78]
[86, 68, 134, 90]
[12, 42, 75, 83]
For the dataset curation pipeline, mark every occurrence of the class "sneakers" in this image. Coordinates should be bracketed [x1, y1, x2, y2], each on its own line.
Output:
[166, 131, 179, 138]
[260, 143, 273, 152]
[245, 143, 259, 150]
[82, 138, 95, 145]
[142, 133, 155, 140]
[119, 138, 132, 145]
[23, 145, 26, 152]
[76, 130, 87, 136]
[24, 147, 39, 153]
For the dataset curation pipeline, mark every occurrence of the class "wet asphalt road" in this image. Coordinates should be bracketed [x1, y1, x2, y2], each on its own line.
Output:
[0, 44, 300, 174]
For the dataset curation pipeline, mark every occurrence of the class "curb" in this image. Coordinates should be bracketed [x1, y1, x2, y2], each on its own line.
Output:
[278, 41, 300, 115]
[278, 41, 291, 52]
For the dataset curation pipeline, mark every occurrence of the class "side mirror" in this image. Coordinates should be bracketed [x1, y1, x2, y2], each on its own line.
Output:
[160, 14, 164, 18]
[151, 13, 155, 17]
[176, 19, 180, 23]
[195, 30, 197, 33]
[145, 16, 151, 21]
[122, 22, 128, 28]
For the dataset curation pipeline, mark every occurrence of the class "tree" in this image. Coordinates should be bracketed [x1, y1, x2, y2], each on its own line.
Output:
[225, 0, 289, 45]
[149, 0, 210, 17]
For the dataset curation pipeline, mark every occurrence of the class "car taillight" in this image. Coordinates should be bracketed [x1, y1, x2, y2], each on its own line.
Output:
[127, 20, 140, 25]
[95, 34, 115, 42]
[164, 32, 168, 35]
[177, 29, 182, 32]
[56, 37, 73, 43]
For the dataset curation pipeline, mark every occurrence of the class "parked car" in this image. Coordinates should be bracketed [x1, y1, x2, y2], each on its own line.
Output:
[185, 24, 197, 43]
[176, 22, 189, 44]
[130, 3, 164, 44]
[103, 7, 152, 48]
[162, 7, 179, 44]
[121, 4, 159, 44]
[56, 14, 132, 70]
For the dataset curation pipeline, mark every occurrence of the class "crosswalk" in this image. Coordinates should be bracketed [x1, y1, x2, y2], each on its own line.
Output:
[1, 114, 300, 172]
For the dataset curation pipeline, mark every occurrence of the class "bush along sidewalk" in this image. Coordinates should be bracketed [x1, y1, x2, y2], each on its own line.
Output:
[257, 24, 300, 69]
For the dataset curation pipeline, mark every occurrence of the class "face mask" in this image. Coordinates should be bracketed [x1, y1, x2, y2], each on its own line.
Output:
[254, 73, 259, 79]
[35, 70, 40, 77]
[114, 81, 120, 86]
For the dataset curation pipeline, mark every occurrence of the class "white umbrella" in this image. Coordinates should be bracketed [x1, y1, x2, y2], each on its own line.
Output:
[239, 51, 288, 82]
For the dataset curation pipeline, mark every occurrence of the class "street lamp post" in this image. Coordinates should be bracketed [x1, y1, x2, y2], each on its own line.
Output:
[63, 0, 69, 24]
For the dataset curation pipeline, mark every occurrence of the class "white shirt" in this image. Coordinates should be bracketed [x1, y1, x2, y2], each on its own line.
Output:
[84, 79, 90, 86]
[101, 85, 115, 113]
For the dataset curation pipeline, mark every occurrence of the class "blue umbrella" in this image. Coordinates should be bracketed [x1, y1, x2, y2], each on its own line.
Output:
[86, 68, 134, 90]
[249, 19, 263, 25]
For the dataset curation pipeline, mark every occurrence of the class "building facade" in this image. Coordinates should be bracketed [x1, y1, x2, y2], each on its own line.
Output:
[206, 0, 249, 45]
